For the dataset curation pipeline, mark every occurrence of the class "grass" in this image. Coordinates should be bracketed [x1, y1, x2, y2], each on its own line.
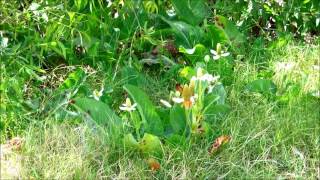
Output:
[12, 42, 319, 179]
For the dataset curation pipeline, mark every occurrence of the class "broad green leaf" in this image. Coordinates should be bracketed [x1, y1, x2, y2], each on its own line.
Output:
[204, 25, 229, 47]
[124, 84, 164, 136]
[179, 44, 207, 64]
[209, 84, 227, 104]
[123, 133, 139, 150]
[204, 104, 231, 119]
[73, 98, 122, 138]
[214, 15, 245, 52]
[170, 105, 186, 134]
[245, 79, 277, 95]
[162, 18, 204, 48]
[172, 0, 208, 25]
[139, 133, 162, 156]
[121, 66, 147, 86]
[40, 41, 67, 59]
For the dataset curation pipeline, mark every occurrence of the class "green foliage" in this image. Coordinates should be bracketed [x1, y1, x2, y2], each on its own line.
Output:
[245, 79, 277, 95]
[169, 105, 187, 134]
[138, 133, 162, 157]
[73, 98, 122, 142]
[171, 0, 208, 26]
[124, 84, 164, 136]
[162, 19, 205, 48]
[179, 44, 207, 64]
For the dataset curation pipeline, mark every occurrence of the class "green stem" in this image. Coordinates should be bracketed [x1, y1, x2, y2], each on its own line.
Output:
[129, 111, 140, 140]
[185, 108, 192, 138]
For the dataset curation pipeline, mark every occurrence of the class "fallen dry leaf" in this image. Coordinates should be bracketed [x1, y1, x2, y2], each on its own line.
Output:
[208, 135, 231, 154]
[8, 137, 24, 151]
[147, 158, 161, 171]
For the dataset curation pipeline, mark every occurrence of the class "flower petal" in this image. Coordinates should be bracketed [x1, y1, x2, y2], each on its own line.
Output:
[210, 49, 218, 55]
[213, 55, 220, 60]
[185, 47, 196, 54]
[172, 97, 184, 103]
[221, 52, 230, 57]
[119, 106, 129, 111]
[160, 99, 172, 108]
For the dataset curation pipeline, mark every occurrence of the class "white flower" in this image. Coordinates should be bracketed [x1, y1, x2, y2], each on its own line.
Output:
[172, 95, 197, 106]
[160, 99, 172, 108]
[191, 67, 220, 84]
[172, 97, 184, 103]
[199, 74, 214, 82]
[210, 49, 230, 60]
[199, 74, 220, 84]
[92, 88, 104, 101]
[119, 98, 137, 112]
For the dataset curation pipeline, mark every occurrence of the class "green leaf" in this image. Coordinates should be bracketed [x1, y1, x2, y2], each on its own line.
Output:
[123, 133, 139, 150]
[166, 134, 187, 147]
[171, 0, 208, 25]
[209, 84, 227, 104]
[73, 98, 122, 138]
[203, 92, 230, 121]
[139, 133, 162, 157]
[245, 79, 277, 95]
[59, 68, 86, 91]
[179, 66, 196, 80]
[214, 15, 245, 52]
[74, 0, 88, 11]
[179, 44, 207, 64]
[204, 104, 231, 119]
[121, 66, 147, 86]
[123, 84, 164, 136]
[162, 18, 204, 48]
[204, 25, 229, 47]
[170, 105, 187, 134]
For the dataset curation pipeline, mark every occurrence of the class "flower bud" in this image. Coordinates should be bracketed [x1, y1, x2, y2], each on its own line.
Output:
[216, 43, 222, 54]
[196, 67, 204, 78]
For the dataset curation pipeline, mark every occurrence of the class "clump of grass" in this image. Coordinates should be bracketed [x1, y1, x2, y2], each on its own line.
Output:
[22, 122, 111, 179]
[271, 43, 320, 97]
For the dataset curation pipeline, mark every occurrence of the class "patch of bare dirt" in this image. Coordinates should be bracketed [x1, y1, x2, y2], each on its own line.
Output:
[0, 137, 23, 180]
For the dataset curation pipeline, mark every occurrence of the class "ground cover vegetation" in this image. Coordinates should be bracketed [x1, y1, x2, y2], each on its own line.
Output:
[0, 0, 319, 179]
